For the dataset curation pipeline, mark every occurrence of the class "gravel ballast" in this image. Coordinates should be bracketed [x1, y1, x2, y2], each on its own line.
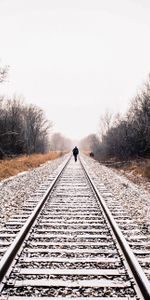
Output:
[0, 155, 67, 229]
[82, 155, 150, 232]
[0, 154, 150, 233]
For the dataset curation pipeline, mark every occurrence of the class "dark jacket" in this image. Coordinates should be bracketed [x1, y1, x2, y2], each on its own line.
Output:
[73, 147, 79, 156]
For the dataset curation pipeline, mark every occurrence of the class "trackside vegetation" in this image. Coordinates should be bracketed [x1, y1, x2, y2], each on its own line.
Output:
[80, 74, 150, 161]
[0, 152, 66, 180]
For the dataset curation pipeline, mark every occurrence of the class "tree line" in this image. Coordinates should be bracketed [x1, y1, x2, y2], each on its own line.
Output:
[50, 132, 72, 152]
[0, 64, 71, 158]
[0, 97, 52, 157]
[80, 75, 150, 160]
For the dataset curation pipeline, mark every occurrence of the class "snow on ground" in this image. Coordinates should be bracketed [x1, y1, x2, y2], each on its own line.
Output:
[0, 155, 67, 229]
[82, 155, 150, 232]
[1, 153, 150, 232]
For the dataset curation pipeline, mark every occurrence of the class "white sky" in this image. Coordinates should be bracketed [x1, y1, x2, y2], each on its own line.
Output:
[0, 0, 150, 140]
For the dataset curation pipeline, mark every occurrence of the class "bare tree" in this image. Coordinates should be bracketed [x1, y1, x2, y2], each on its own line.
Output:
[0, 65, 9, 83]
[50, 133, 71, 151]
[0, 97, 53, 157]
[98, 110, 113, 140]
[95, 75, 150, 160]
[0, 64, 9, 157]
[23, 104, 52, 154]
[79, 134, 100, 156]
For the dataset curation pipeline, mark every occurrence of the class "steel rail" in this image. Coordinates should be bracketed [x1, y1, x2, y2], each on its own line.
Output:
[0, 155, 71, 282]
[79, 156, 150, 300]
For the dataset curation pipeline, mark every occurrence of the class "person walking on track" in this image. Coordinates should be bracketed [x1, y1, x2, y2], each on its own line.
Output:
[72, 146, 79, 162]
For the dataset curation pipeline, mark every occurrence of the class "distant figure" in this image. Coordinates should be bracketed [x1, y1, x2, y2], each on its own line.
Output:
[72, 146, 79, 162]
[90, 152, 94, 158]
[0, 148, 4, 160]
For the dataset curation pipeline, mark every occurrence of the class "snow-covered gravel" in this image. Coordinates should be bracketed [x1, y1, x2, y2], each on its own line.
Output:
[0, 155, 68, 229]
[1, 153, 150, 233]
[82, 155, 150, 232]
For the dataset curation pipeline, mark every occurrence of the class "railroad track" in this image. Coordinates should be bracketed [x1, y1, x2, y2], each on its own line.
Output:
[0, 155, 150, 299]
[81, 157, 150, 279]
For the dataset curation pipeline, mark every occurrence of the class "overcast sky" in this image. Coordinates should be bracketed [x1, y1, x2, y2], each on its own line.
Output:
[0, 0, 150, 140]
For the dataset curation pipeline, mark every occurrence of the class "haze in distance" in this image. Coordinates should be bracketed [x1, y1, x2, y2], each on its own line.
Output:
[0, 0, 150, 140]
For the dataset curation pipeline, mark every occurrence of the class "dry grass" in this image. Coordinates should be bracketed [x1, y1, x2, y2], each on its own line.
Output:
[114, 159, 150, 181]
[129, 160, 150, 180]
[0, 151, 67, 180]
